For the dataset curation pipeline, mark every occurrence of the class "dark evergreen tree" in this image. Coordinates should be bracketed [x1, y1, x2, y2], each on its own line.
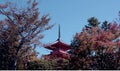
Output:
[85, 17, 100, 28]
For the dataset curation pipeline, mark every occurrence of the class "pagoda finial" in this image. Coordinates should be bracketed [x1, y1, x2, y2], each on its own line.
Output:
[57, 24, 61, 41]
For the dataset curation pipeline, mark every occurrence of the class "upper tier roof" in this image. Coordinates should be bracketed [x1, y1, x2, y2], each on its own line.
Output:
[45, 40, 71, 51]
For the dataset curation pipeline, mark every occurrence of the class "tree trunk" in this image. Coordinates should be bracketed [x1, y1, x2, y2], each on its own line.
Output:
[10, 41, 24, 70]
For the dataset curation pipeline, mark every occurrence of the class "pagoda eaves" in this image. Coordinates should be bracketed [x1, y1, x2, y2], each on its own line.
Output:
[45, 41, 70, 51]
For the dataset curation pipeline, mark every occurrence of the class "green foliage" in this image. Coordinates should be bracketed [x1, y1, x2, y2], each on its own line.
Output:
[85, 17, 100, 28]
[27, 60, 56, 70]
[26, 58, 69, 70]
[54, 59, 69, 70]
[101, 21, 110, 31]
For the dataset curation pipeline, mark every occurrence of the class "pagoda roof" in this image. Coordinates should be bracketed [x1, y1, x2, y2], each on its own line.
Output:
[45, 40, 71, 50]
[44, 50, 70, 59]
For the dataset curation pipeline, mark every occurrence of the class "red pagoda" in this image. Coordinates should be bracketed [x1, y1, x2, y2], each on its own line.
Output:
[44, 25, 71, 59]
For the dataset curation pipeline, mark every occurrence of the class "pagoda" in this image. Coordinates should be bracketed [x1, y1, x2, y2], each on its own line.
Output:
[44, 25, 71, 59]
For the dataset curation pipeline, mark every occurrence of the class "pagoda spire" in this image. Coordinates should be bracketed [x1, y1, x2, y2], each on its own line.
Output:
[57, 24, 61, 41]
[44, 24, 71, 59]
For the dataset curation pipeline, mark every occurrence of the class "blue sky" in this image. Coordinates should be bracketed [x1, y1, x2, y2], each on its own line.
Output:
[39, 0, 120, 43]
[1, 0, 120, 57]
